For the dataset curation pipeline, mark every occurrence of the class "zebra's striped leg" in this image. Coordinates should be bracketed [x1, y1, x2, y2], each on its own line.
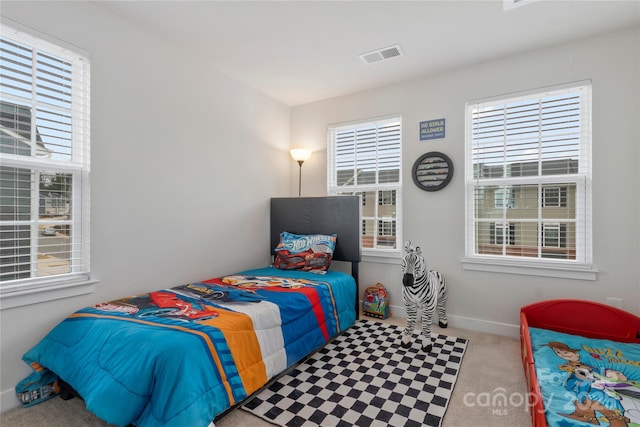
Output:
[421, 303, 434, 353]
[401, 301, 417, 348]
[437, 274, 448, 328]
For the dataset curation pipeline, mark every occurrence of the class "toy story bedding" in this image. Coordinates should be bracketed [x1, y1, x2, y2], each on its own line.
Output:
[16, 266, 357, 427]
[529, 327, 640, 427]
[521, 299, 640, 427]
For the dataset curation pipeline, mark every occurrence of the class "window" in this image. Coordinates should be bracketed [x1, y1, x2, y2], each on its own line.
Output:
[542, 223, 562, 248]
[378, 190, 395, 206]
[377, 220, 396, 248]
[542, 186, 567, 207]
[328, 116, 402, 254]
[465, 82, 591, 273]
[0, 25, 91, 298]
[494, 187, 514, 209]
[490, 222, 515, 246]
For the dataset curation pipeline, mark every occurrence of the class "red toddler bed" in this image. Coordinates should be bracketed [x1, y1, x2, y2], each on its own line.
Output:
[520, 299, 640, 427]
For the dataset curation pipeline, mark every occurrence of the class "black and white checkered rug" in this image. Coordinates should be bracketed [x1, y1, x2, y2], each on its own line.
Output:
[241, 319, 468, 427]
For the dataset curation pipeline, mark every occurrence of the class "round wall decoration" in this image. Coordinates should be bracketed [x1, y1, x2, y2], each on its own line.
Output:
[411, 151, 454, 192]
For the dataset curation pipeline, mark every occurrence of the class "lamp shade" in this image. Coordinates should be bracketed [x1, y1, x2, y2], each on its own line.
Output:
[290, 149, 312, 163]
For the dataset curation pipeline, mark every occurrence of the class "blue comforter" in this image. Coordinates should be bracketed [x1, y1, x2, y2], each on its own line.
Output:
[17, 267, 356, 427]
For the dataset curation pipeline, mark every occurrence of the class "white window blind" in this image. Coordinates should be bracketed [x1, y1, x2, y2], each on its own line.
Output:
[0, 24, 91, 294]
[465, 82, 592, 268]
[328, 116, 402, 253]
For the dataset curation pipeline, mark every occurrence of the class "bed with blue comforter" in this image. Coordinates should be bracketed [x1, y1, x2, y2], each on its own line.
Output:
[16, 196, 362, 427]
[17, 267, 356, 427]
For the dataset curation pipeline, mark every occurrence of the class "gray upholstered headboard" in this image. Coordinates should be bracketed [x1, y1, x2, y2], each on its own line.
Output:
[270, 196, 361, 263]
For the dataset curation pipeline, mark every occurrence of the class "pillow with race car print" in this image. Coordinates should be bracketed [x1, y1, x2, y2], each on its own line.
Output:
[273, 232, 337, 272]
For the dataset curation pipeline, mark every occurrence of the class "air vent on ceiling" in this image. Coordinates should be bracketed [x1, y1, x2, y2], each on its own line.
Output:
[359, 44, 403, 65]
[503, 0, 538, 11]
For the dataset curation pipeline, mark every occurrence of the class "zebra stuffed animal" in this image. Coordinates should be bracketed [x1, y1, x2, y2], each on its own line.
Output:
[400, 240, 448, 352]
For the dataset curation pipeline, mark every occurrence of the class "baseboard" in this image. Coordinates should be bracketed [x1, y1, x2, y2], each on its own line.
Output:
[447, 313, 520, 338]
[1, 387, 19, 413]
[386, 303, 520, 338]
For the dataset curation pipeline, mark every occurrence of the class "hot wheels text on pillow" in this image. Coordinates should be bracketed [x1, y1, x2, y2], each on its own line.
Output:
[273, 232, 337, 272]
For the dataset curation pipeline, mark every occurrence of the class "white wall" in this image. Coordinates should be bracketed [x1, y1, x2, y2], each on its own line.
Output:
[1, 0, 638, 415]
[291, 26, 640, 335]
[0, 1, 291, 410]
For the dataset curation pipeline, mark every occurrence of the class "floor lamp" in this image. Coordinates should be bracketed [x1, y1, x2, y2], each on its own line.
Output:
[290, 149, 311, 197]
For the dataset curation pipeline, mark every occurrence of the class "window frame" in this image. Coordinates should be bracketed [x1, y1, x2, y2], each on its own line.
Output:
[490, 222, 515, 246]
[378, 190, 396, 206]
[0, 22, 95, 308]
[327, 115, 402, 257]
[542, 186, 567, 208]
[463, 82, 596, 280]
[542, 223, 561, 248]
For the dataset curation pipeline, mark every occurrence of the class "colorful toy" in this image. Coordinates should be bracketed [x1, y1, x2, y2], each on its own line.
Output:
[363, 283, 391, 319]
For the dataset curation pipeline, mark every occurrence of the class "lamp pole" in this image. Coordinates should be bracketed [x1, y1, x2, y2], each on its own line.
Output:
[290, 149, 311, 197]
[297, 160, 304, 197]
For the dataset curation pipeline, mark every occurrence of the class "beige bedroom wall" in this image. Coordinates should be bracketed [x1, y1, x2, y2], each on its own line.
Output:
[291, 26, 640, 335]
[0, 1, 291, 411]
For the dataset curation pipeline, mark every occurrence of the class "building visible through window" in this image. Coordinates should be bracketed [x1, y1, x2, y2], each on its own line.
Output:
[0, 26, 90, 292]
[465, 83, 591, 265]
[327, 116, 402, 253]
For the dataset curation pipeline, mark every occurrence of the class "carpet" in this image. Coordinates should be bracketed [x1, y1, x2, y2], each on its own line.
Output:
[241, 319, 468, 427]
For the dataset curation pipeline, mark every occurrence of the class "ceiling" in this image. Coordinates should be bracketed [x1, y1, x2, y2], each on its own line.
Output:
[93, 0, 640, 106]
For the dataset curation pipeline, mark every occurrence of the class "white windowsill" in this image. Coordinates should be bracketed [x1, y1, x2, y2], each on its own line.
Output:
[461, 258, 598, 281]
[362, 254, 402, 265]
[0, 279, 98, 310]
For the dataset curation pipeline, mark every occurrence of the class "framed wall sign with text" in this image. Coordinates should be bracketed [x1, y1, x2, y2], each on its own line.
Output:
[419, 118, 445, 140]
